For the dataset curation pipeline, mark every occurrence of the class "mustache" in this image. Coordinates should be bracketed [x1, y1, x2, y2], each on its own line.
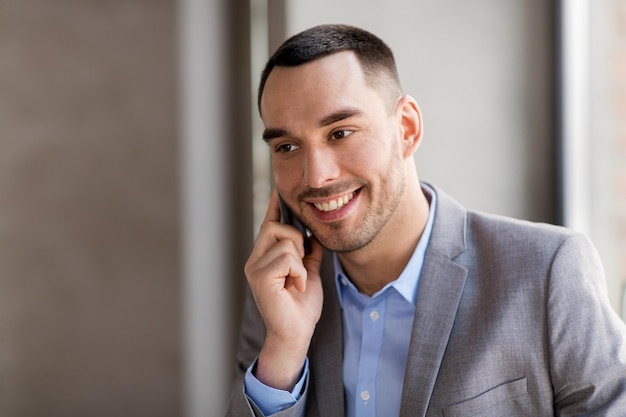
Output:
[297, 180, 366, 200]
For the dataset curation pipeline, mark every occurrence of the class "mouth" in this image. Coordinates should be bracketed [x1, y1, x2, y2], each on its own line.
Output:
[311, 190, 357, 213]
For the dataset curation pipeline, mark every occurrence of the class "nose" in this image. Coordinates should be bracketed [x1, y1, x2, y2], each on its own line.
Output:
[303, 145, 340, 188]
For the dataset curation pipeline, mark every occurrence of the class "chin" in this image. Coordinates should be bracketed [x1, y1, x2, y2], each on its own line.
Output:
[314, 228, 376, 253]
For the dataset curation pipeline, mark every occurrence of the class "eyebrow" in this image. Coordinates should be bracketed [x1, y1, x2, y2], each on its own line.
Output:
[318, 108, 363, 127]
[262, 127, 288, 142]
[262, 107, 364, 143]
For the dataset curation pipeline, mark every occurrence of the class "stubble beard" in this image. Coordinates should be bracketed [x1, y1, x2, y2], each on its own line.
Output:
[303, 150, 406, 253]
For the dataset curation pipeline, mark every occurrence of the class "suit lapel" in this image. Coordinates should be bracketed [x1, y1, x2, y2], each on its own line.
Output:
[400, 185, 469, 417]
[309, 251, 345, 417]
[399, 252, 467, 417]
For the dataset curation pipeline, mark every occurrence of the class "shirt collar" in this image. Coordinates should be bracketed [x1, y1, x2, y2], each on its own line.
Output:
[334, 183, 437, 306]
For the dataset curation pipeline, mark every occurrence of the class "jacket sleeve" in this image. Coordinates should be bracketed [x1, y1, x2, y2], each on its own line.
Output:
[548, 234, 626, 416]
[224, 285, 308, 417]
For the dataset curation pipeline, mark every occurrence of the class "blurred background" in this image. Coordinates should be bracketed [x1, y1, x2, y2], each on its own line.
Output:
[0, 0, 624, 415]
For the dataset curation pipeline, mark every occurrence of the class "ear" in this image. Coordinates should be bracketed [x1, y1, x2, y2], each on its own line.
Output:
[396, 95, 423, 159]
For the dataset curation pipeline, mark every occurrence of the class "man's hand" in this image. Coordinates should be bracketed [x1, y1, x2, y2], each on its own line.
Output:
[244, 190, 324, 391]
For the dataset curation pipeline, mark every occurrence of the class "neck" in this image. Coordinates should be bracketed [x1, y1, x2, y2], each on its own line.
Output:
[337, 181, 430, 296]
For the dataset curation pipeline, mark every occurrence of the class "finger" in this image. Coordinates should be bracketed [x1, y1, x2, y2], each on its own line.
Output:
[290, 237, 323, 293]
[263, 189, 281, 223]
[262, 250, 308, 292]
[247, 237, 307, 282]
[284, 275, 295, 291]
[253, 237, 304, 274]
[268, 240, 308, 292]
[295, 237, 323, 293]
[251, 219, 307, 263]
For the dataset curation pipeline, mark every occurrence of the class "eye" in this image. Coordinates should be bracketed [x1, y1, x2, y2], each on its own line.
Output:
[275, 143, 300, 153]
[330, 130, 354, 140]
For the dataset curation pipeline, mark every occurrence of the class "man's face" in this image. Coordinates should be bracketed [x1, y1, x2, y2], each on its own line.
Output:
[260, 51, 408, 252]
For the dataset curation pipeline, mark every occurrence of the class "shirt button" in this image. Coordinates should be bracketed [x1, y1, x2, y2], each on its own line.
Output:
[341, 277, 348, 286]
[360, 390, 370, 402]
[369, 309, 380, 321]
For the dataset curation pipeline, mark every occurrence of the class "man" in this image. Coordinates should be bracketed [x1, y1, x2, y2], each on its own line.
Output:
[226, 24, 626, 416]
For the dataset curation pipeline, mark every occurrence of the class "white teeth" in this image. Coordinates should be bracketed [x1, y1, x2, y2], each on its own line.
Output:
[314, 192, 354, 212]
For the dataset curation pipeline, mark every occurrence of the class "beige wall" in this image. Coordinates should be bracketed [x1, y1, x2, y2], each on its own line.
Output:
[0, 1, 181, 416]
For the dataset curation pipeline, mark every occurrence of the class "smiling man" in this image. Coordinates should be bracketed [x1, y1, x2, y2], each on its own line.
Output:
[225, 24, 626, 417]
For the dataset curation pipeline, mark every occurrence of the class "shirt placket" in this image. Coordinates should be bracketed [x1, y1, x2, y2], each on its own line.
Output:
[354, 295, 386, 417]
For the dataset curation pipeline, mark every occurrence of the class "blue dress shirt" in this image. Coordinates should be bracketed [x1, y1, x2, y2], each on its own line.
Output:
[245, 185, 436, 416]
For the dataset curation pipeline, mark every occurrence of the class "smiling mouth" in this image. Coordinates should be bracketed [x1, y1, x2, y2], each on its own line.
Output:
[313, 192, 355, 212]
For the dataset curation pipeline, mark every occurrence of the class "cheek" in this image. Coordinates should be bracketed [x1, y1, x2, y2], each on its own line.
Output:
[272, 158, 301, 192]
[347, 137, 395, 173]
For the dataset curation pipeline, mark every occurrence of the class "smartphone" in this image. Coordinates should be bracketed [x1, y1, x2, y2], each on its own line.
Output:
[279, 195, 312, 255]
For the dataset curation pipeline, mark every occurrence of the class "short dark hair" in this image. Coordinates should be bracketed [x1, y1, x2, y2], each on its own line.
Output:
[257, 24, 403, 113]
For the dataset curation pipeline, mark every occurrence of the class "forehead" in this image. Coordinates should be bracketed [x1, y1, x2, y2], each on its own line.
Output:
[260, 51, 385, 126]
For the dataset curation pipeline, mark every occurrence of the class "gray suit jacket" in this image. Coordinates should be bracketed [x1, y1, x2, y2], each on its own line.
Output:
[226, 186, 626, 416]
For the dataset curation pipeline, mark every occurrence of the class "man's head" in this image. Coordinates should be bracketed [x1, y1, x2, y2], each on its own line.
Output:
[259, 25, 423, 254]
[258, 24, 403, 115]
